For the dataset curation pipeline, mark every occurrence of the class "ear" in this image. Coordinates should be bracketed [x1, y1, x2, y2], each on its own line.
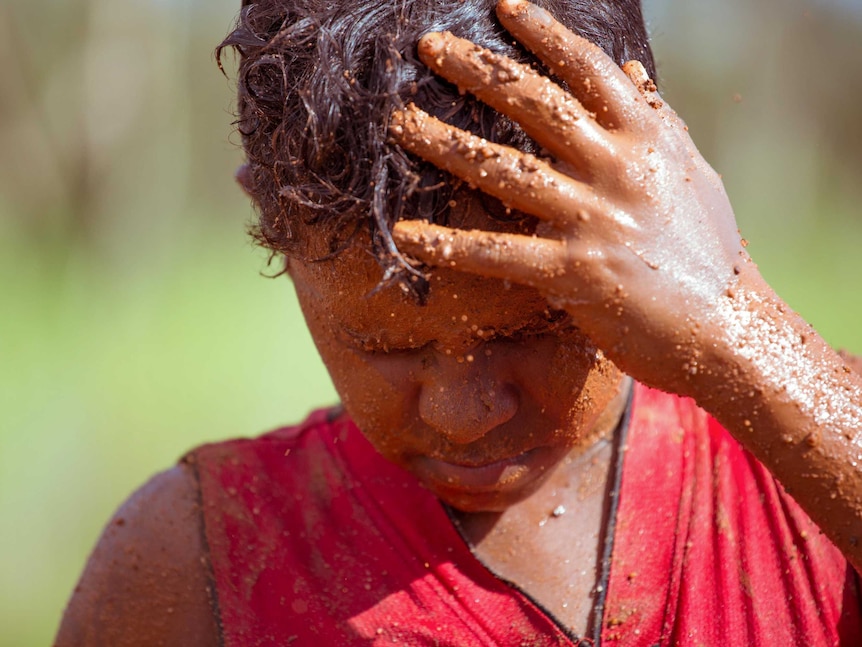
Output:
[235, 163, 255, 198]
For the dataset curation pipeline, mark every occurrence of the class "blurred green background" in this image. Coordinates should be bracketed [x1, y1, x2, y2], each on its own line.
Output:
[1, 0, 860, 644]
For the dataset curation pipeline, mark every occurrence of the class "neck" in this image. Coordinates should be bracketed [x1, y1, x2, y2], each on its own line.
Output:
[446, 377, 633, 637]
[451, 375, 631, 538]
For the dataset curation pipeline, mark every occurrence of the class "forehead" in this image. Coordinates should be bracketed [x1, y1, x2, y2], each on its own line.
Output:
[288, 189, 549, 343]
[289, 236, 553, 347]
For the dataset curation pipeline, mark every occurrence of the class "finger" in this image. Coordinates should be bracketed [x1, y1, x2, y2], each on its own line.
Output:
[392, 220, 568, 287]
[417, 31, 614, 167]
[622, 60, 664, 112]
[496, 0, 643, 129]
[621, 59, 689, 132]
[390, 104, 602, 225]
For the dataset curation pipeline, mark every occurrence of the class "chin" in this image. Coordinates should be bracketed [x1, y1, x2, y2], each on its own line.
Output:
[443, 495, 512, 514]
[434, 477, 548, 514]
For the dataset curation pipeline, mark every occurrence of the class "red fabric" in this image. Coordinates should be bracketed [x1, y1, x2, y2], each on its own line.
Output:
[190, 384, 862, 646]
[603, 386, 862, 646]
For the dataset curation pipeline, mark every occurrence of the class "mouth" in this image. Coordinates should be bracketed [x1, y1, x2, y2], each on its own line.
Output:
[409, 447, 550, 494]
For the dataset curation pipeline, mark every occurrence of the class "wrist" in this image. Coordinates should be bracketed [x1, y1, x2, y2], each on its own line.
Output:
[685, 260, 862, 567]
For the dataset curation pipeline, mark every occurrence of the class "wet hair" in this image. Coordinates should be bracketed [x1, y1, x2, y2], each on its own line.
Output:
[217, 0, 655, 292]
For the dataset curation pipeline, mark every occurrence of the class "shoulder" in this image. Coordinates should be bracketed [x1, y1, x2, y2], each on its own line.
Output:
[55, 463, 220, 647]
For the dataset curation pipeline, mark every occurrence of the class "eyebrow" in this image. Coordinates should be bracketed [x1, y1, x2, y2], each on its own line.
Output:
[340, 309, 574, 353]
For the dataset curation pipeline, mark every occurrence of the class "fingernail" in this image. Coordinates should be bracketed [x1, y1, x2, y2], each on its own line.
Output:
[622, 60, 648, 84]
[418, 32, 445, 59]
[496, 0, 530, 20]
[392, 221, 422, 244]
[389, 110, 405, 137]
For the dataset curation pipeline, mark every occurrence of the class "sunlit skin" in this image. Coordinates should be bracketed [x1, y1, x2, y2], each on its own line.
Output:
[53, 1, 862, 644]
[286, 221, 632, 629]
[288, 221, 628, 514]
[391, 0, 862, 571]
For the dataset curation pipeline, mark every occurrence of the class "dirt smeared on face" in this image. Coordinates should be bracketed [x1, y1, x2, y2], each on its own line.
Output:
[388, 0, 862, 576]
[288, 217, 626, 514]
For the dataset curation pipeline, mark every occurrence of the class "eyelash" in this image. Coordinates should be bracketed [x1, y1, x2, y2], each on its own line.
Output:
[344, 311, 572, 356]
[351, 329, 559, 357]
[354, 339, 429, 355]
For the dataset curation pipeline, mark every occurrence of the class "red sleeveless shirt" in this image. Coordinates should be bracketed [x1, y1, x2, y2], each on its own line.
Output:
[187, 384, 862, 645]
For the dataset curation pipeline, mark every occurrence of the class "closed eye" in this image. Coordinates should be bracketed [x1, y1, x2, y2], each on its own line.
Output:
[341, 309, 573, 356]
[340, 327, 431, 356]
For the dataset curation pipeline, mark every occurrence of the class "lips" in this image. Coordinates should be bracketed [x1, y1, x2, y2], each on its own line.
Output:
[410, 447, 550, 493]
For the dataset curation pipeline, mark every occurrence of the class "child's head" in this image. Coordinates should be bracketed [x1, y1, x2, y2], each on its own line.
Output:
[216, 0, 650, 511]
[219, 0, 654, 294]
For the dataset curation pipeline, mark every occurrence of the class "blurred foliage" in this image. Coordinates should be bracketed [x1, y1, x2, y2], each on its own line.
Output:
[0, 0, 860, 644]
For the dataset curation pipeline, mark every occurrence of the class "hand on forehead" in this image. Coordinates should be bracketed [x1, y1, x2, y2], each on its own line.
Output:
[288, 224, 566, 351]
[387, 0, 744, 398]
[227, 0, 655, 296]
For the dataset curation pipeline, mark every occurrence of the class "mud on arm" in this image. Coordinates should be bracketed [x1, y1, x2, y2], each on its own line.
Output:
[390, 0, 862, 571]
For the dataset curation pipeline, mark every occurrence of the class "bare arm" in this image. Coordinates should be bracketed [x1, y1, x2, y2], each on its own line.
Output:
[55, 464, 220, 646]
[390, 0, 862, 570]
[840, 350, 862, 376]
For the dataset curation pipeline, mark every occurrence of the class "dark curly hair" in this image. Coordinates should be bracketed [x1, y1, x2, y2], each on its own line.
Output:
[217, 0, 655, 293]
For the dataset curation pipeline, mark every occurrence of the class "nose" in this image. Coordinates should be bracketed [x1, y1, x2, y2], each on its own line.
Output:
[417, 355, 518, 445]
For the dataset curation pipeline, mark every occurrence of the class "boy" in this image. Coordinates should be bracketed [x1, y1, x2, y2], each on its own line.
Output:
[56, 0, 862, 644]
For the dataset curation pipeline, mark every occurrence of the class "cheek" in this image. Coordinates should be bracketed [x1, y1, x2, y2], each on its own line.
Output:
[516, 336, 598, 405]
[313, 335, 414, 459]
[550, 336, 600, 387]
[524, 336, 621, 436]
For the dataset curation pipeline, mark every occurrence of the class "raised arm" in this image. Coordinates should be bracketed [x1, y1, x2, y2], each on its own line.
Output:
[55, 464, 219, 647]
[390, 0, 862, 571]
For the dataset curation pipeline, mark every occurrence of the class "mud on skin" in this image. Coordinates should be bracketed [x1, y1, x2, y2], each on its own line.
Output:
[391, 0, 862, 571]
